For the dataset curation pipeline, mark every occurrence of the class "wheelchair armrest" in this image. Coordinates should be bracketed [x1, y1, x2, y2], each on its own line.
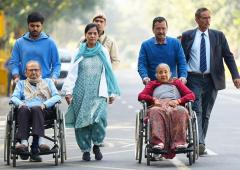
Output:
[9, 101, 17, 108]
[55, 100, 62, 104]
[185, 101, 194, 107]
[139, 100, 148, 112]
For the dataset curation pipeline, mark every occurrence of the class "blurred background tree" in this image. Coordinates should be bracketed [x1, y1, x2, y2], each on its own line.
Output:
[0, 0, 103, 49]
[0, 0, 240, 66]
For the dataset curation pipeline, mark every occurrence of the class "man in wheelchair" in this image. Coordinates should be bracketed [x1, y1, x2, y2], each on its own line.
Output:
[138, 63, 195, 159]
[10, 60, 61, 162]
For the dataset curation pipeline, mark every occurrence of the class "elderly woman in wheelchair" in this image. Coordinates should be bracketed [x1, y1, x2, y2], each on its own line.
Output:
[10, 60, 61, 162]
[138, 63, 195, 160]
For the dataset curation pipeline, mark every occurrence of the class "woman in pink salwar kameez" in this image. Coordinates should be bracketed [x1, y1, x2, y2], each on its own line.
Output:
[138, 63, 195, 159]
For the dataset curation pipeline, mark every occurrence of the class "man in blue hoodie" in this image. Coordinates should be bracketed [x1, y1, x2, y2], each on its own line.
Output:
[8, 11, 61, 84]
[8, 11, 61, 162]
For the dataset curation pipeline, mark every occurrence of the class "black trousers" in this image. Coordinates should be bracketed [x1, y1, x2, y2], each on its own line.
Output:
[187, 73, 218, 145]
[16, 106, 53, 140]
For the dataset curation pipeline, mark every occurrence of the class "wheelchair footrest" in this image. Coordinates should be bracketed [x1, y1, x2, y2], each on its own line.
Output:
[148, 148, 168, 154]
[11, 146, 59, 156]
[148, 146, 194, 154]
[175, 146, 194, 154]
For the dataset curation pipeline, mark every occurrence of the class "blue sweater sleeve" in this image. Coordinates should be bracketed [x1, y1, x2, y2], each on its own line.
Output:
[43, 79, 61, 108]
[10, 81, 24, 106]
[50, 40, 61, 79]
[176, 41, 187, 78]
[138, 42, 149, 79]
[9, 41, 20, 76]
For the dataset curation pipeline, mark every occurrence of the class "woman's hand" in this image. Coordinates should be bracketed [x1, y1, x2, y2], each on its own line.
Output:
[168, 100, 179, 107]
[109, 97, 115, 104]
[65, 94, 72, 105]
[153, 97, 162, 106]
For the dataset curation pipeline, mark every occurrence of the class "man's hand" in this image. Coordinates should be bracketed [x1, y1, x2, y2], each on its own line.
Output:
[18, 103, 26, 109]
[40, 104, 46, 110]
[13, 74, 20, 84]
[109, 97, 115, 104]
[179, 77, 187, 84]
[233, 78, 240, 89]
[52, 78, 57, 84]
[143, 77, 151, 85]
[65, 94, 72, 105]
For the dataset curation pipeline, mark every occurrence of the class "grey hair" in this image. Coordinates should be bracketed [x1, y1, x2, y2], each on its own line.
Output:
[195, 7, 210, 18]
[26, 60, 41, 70]
[155, 63, 171, 78]
[156, 63, 170, 72]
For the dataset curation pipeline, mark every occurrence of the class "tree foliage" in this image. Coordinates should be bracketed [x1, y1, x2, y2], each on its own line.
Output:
[0, 0, 103, 48]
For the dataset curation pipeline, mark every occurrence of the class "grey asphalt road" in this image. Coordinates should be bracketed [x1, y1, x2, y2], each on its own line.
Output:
[0, 68, 240, 170]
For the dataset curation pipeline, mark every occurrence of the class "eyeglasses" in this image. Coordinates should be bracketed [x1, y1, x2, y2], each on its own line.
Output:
[27, 68, 40, 72]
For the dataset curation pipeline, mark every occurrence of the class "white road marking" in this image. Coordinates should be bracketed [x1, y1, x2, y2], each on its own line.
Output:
[127, 105, 133, 109]
[105, 137, 134, 141]
[121, 143, 135, 148]
[0, 121, 5, 126]
[107, 126, 134, 129]
[205, 148, 218, 156]
[65, 164, 136, 170]
[169, 158, 191, 170]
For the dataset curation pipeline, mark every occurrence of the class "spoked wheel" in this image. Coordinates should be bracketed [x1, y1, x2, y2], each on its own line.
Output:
[135, 111, 143, 163]
[12, 121, 16, 167]
[192, 111, 199, 162]
[54, 120, 59, 166]
[188, 151, 193, 165]
[146, 147, 151, 166]
[59, 119, 66, 163]
[5, 117, 11, 165]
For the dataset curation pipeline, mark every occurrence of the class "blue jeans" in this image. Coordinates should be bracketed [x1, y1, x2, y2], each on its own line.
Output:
[187, 73, 218, 145]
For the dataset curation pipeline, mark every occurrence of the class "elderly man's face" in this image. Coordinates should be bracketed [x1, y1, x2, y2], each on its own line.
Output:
[25, 62, 41, 79]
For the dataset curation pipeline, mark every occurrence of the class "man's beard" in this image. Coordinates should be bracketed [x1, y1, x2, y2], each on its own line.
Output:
[30, 31, 40, 39]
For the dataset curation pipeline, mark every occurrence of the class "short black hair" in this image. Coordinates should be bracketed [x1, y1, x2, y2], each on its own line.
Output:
[195, 7, 209, 18]
[152, 16, 168, 29]
[27, 12, 44, 24]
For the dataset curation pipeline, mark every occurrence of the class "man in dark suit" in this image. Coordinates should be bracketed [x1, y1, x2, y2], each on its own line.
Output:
[181, 7, 240, 155]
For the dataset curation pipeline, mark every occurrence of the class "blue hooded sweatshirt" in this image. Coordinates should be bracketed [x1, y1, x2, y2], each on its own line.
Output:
[8, 32, 61, 79]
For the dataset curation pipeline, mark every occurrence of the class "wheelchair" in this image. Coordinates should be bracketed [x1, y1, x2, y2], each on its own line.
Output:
[135, 101, 199, 166]
[4, 101, 67, 167]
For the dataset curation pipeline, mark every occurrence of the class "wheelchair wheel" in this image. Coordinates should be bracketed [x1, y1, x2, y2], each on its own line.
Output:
[4, 116, 11, 165]
[54, 120, 59, 166]
[135, 110, 143, 163]
[11, 120, 16, 167]
[146, 147, 151, 166]
[192, 111, 199, 162]
[59, 117, 66, 163]
[187, 114, 194, 166]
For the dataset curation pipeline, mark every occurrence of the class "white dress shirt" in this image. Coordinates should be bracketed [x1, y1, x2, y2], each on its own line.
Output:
[187, 29, 210, 73]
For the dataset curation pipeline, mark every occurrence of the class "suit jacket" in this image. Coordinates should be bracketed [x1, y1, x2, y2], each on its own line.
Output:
[181, 28, 240, 90]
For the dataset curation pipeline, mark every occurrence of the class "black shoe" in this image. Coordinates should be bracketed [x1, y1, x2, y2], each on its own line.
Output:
[93, 145, 103, 160]
[20, 154, 29, 160]
[82, 152, 91, 161]
[30, 154, 42, 162]
[199, 144, 206, 156]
